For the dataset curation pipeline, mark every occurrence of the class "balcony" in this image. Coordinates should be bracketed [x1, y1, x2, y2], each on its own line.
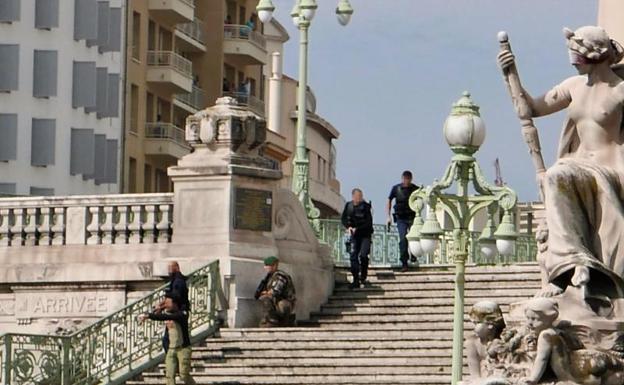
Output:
[144, 122, 191, 159]
[147, 51, 193, 94]
[174, 86, 206, 113]
[224, 92, 265, 117]
[175, 18, 206, 52]
[223, 25, 268, 66]
[148, 0, 194, 25]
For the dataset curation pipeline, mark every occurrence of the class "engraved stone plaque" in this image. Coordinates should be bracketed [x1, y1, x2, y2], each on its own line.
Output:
[233, 188, 272, 232]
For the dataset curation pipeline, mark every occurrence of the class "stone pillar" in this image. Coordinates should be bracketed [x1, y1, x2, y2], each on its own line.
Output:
[268, 52, 283, 135]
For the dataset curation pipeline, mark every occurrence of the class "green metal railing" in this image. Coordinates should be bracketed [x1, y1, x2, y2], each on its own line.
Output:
[319, 219, 537, 266]
[0, 260, 224, 385]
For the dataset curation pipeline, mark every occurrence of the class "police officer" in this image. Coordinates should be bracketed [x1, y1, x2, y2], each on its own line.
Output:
[341, 188, 374, 289]
[386, 171, 419, 272]
[254, 256, 296, 327]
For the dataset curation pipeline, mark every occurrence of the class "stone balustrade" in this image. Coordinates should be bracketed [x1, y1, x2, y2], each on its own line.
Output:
[0, 193, 173, 247]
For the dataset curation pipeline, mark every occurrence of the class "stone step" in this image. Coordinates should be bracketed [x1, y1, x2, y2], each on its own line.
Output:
[308, 313, 476, 323]
[127, 373, 452, 384]
[196, 344, 454, 354]
[217, 328, 459, 339]
[325, 296, 529, 307]
[138, 365, 453, 376]
[333, 281, 540, 292]
[315, 304, 511, 315]
[329, 288, 536, 298]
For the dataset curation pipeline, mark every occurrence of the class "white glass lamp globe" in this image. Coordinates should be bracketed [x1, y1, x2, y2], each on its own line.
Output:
[300, 7, 316, 20]
[480, 242, 498, 260]
[258, 10, 273, 23]
[496, 239, 515, 256]
[409, 240, 423, 257]
[443, 92, 486, 151]
[420, 238, 438, 254]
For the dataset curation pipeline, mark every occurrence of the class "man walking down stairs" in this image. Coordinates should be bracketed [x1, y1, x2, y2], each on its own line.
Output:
[127, 264, 541, 384]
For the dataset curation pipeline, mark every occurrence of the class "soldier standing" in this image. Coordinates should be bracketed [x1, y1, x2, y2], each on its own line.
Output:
[254, 256, 296, 327]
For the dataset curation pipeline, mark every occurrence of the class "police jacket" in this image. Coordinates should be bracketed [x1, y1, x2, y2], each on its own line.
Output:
[168, 272, 190, 312]
[149, 309, 191, 351]
[341, 201, 374, 238]
[255, 270, 296, 303]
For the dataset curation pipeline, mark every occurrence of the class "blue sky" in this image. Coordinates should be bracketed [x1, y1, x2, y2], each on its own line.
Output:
[270, 0, 597, 220]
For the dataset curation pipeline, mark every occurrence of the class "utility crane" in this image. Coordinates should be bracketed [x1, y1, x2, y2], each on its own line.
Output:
[494, 158, 504, 187]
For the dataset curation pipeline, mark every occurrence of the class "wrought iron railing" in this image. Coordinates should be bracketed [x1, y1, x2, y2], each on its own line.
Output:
[223, 24, 267, 50]
[146, 51, 192, 78]
[223, 92, 265, 116]
[318, 219, 537, 266]
[0, 260, 223, 385]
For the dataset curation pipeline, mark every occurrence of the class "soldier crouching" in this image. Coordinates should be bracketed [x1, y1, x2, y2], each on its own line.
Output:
[254, 256, 296, 327]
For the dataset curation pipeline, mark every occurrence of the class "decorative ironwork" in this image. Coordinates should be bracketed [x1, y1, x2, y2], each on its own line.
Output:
[0, 260, 223, 385]
[319, 219, 537, 266]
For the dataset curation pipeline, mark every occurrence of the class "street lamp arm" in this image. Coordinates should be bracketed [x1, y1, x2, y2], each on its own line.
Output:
[435, 197, 462, 229]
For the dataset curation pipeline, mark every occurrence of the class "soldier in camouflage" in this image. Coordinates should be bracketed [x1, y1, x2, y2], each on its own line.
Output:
[254, 256, 296, 327]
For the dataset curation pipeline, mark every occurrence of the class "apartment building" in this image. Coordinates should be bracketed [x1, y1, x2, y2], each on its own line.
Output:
[123, 0, 268, 192]
[0, 0, 124, 196]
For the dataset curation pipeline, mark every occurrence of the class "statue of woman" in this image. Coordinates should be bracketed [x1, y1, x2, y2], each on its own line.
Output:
[498, 26, 624, 301]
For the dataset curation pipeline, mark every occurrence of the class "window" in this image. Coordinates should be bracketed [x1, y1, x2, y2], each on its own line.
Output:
[35, 0, 59, 29]
[0, 183, 16, 195]
[70, 128, 95, 175]
[0, 114, 17, 161]
[144, 164, 152, 192]
[74, 0, 97, 41]
[33, 50, 58, 98]
[148, 20, 156, 51]
[131, 12, 141, 60]
[107, 8, 122, 52]
[30, 187, 54, 196]
[92, 67, 108, 117]
[0, 0, 19, 23]
[105, 139, 118, 184]
[128, 157, 137, 193]
[130, 84, 139, 132]
[72, 61, 96, 109]
[96, 1, 109, 51]
[107, 74, 119, 117]
[0, 45, 19, 92]
[155, 169, 169, 192]
[31, 119, 55, 166]
[92, 134, 106, 183]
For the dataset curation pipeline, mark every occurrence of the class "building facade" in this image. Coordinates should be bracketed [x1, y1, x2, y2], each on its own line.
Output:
[0, 0, 124, 196]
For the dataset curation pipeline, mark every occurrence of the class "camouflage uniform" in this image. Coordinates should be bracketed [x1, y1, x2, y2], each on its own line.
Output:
[255, 270, 296, 327]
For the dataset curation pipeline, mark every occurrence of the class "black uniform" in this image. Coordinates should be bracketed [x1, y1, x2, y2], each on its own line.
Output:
[388, 183, 419, 266]
[341, 200, 374, 285]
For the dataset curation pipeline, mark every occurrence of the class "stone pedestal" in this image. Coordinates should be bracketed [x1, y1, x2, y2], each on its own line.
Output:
[168, 97, 334, 327]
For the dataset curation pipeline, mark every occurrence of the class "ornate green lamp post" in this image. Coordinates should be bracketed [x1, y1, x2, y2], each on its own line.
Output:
[405, 92, 518, 385]
[257, 0, 354, 232]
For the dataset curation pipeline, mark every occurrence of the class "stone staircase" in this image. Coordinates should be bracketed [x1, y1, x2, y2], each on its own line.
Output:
[127, 263, 541, 385]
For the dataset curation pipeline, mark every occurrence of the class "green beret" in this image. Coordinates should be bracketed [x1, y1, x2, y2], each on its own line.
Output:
[263, 256, 279, 265]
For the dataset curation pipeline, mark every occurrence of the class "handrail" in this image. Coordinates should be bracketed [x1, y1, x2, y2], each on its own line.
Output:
[176, 18, 205, 44]
[318, 219, 537, 266]
[223, 24, 267, 50]
[0, 260, 224, 385]
[174, 86, 206, 111]
[146, 51, 192, 78]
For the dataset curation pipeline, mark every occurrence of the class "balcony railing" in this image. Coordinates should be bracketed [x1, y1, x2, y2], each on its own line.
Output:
[223, 92, 265, 116]
[147, 51, 192, 78]
[177, 18, 205, 44]
[175, 86, 206, 111]
[223, 24, 267, 50]
[145, 122, 188, 148]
